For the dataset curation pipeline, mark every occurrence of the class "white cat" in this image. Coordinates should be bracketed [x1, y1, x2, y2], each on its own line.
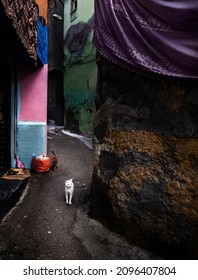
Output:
[65, 179, 74, 205]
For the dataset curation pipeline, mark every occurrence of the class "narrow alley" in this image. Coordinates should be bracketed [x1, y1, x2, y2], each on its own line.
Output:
[0, 0, 197, 265]
[0, 126, 159, 260]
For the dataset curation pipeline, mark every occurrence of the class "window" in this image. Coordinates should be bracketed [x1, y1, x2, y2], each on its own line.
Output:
[70, 0, 77, 22]
[71, 0, 77, 14]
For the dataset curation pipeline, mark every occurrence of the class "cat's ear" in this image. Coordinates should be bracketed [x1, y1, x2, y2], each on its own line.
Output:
[70, 179, 73, 182]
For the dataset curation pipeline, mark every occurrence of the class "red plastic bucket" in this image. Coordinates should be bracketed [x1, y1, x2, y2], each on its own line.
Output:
[31, 156, 51, 173]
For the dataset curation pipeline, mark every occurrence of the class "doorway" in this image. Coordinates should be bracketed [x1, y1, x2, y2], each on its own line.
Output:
[0, 60, 11, 170]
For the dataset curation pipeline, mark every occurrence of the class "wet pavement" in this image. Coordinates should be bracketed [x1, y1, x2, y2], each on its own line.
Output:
[0, 126, 159, 260]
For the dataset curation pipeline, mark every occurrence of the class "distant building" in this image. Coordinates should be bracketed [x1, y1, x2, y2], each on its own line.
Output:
[47, 0, 64, 125]
[0, 0, 48, 169]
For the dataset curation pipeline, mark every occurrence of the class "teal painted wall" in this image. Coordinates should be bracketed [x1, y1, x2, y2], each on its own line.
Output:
[63, 0, 96, 137]
[10, 67, 16, 168]
[17, 122, 46, 168]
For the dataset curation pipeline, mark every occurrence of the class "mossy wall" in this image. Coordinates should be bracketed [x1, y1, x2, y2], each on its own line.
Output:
[90, 55, 198, 259]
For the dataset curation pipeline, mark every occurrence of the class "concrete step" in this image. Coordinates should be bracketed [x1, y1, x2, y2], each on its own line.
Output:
[0, 178, 29, 220]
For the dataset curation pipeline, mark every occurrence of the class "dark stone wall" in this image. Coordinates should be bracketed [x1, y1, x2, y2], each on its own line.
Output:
[89, 55, 198, 259]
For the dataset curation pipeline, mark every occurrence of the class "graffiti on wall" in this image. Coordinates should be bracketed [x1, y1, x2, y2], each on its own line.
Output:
[64, 15, 94, 66]
[63, 11, 96, 137]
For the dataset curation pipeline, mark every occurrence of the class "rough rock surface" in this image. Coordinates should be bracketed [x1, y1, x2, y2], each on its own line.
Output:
[90, 55, 198, 259]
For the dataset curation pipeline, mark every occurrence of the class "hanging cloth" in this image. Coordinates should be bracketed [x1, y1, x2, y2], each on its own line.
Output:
[1, 0, 37, 62]
[94, 0, 198, 79]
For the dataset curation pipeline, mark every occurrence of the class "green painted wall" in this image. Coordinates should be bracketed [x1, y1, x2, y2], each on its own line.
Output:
[63, 0, 96, 137]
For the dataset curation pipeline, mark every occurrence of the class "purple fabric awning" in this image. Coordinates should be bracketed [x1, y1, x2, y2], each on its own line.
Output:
[94, 0, 198, 79]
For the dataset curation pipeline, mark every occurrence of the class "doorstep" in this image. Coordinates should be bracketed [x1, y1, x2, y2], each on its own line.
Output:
[0, 177, 29, 220]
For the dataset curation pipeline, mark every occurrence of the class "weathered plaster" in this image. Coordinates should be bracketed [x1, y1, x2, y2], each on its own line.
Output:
[15, 65, 48, 168]
[64, 62, 97, 136]
[19, 65, 48, 122]
[63, 0, 96, 136]
[17, 122, 47, 168]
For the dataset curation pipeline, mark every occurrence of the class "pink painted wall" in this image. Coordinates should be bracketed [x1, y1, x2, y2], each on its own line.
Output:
[19, 65, 48, 122]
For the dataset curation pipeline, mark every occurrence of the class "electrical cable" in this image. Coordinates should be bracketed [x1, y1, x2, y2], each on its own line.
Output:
[65, 44, 96, 66]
